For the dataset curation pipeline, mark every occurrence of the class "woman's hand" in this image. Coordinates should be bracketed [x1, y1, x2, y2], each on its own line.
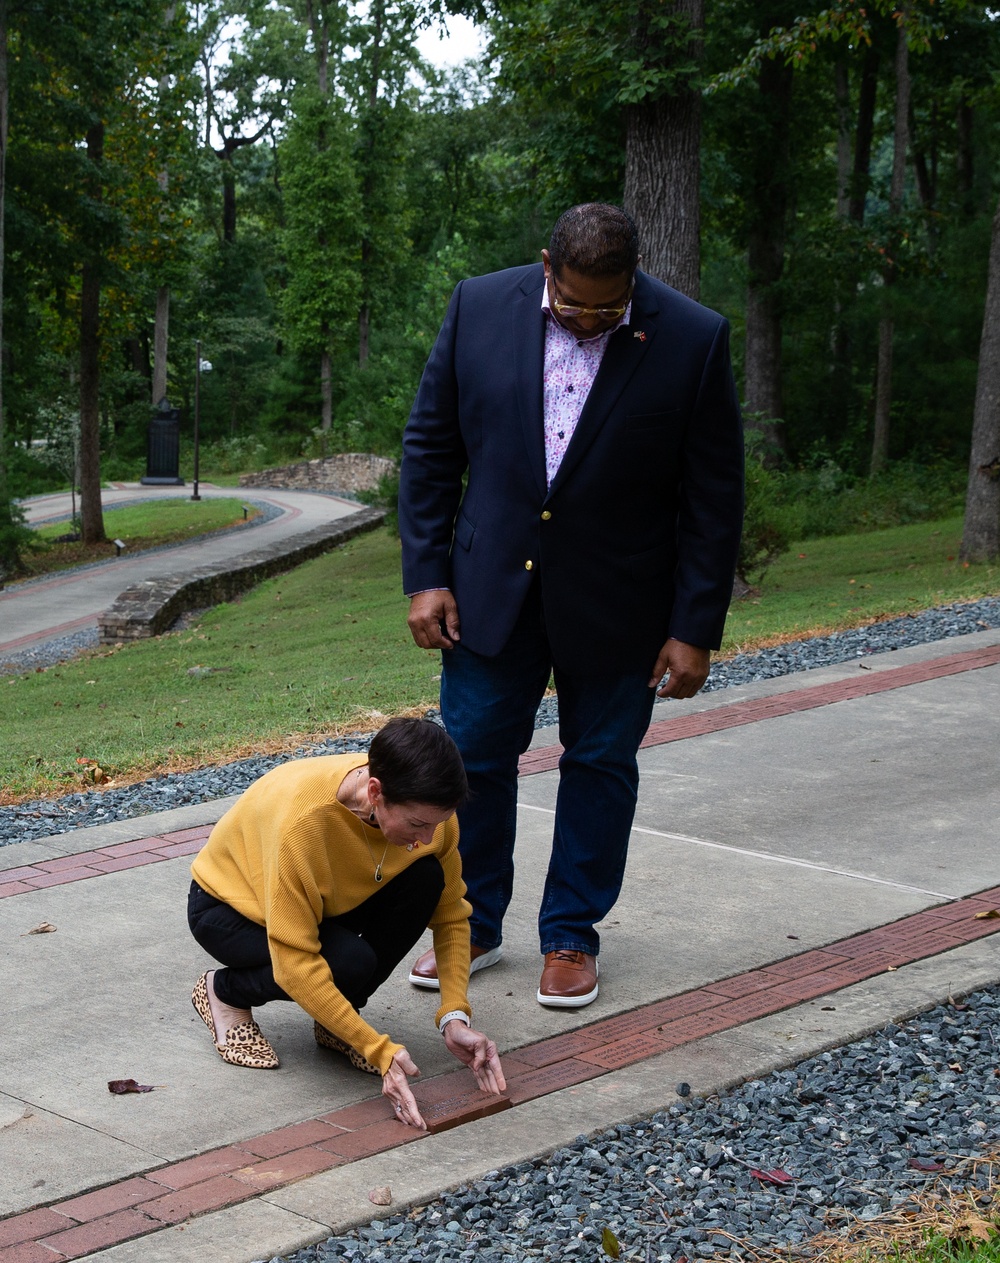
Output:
[442, 1021, 506, 1096]
[382, 1048, 426, 1130]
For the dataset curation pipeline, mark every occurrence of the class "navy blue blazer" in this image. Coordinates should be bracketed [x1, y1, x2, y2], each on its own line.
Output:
[399, 263, 744, 675]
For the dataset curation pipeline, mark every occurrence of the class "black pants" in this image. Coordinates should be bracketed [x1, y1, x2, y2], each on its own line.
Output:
[187, 855, 445, 1012]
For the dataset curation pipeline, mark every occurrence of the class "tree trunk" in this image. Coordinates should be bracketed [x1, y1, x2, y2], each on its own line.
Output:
[834, 58, 851, 219]
[358, 303, 370, 369]
[152, 284, 169, 402]
[743, 55, 793, 456]
[320, 345, 332, 432]
[960, 193, 1000, 562]
[848, 44, 879, 226]
[622, 0, 703, 299]
[79, 120, 106, 546]
[956, 97, 973, 216]
[222, 159, 236, 243]
[870, 16, 909, 477]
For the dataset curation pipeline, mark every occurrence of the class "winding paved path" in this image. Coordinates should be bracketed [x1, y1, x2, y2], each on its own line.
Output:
[0, 484, 363, 658]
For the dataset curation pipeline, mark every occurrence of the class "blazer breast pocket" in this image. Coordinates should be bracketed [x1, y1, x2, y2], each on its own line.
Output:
[625, 408, 682, 432]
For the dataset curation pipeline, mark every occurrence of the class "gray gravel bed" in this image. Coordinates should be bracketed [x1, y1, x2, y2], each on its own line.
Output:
[2, 595, 998, 848]
[264, 986, 1000, 1263]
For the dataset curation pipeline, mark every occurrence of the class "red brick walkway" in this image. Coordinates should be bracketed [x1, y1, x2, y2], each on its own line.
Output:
[4, 885, 1000, 1261]
[3, 640, 999, 1259]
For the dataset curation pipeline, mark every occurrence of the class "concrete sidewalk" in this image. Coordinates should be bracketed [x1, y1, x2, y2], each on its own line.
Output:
[2, 629, 999, 1262]
[1, 484, 363, 656]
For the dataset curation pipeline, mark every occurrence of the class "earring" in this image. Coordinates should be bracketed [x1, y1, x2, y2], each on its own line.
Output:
[369, 808, 376, 822]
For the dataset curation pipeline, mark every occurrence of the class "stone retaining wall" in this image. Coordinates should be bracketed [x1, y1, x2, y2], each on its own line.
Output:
[98, 507, 385, 644]
[239, 453, 396, 495]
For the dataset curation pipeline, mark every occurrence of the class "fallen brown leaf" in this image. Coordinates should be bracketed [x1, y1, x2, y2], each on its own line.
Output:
[22, 922, 57, 936]
[369, 1186, 392, 1206]
[107, 1079, 153, 1095]
[974, 909, 1000, 920]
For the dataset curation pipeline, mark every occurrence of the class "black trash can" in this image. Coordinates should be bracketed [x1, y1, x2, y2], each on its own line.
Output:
[141, 397, 185, 486]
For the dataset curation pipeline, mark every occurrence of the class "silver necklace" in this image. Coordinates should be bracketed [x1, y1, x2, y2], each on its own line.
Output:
[354, 767, 389, 882]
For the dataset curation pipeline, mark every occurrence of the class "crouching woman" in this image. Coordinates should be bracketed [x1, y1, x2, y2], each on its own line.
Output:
[187, 716, 504, 1129]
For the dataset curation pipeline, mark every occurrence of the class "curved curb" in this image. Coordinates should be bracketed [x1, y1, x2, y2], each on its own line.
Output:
[97, 507, 386, 644]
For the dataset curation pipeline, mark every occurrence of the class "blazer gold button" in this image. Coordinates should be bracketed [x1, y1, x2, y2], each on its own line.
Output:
[525, 560, 534, 570]
[541, 511, 552, 520]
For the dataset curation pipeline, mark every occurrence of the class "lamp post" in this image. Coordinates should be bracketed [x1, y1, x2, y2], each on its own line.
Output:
[191, 342, 212, 502]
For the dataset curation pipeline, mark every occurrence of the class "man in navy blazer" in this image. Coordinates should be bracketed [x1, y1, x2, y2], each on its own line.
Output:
[400, 204, 743, 1007]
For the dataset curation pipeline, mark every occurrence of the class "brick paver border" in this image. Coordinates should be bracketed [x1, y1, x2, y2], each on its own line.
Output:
[4, 884, 1000, 1260]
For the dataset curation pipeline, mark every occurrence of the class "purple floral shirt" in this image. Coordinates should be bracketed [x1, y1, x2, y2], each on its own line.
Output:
[541, 285, 631, 487]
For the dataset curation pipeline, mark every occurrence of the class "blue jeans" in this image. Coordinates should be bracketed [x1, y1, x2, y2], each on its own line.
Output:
[441, 585, 656, 957]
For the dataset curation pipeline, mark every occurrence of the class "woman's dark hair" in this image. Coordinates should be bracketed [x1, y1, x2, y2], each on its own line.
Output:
[368, 717, 469, 809]
[548, 203, 640, 279]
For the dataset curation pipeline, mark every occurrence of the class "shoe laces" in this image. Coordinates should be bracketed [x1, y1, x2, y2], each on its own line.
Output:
[550, 950, 584, 964]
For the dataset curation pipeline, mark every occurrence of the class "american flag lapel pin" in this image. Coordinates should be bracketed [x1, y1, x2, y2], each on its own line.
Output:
[634, 330, 647, 342]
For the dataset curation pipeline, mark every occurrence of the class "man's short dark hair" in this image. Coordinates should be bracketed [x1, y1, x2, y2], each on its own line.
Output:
[548, 204, 640, 279]
[368, 717, 469, 809]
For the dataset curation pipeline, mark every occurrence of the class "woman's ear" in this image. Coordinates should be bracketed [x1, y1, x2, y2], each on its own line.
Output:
[367, 775, 383, 804]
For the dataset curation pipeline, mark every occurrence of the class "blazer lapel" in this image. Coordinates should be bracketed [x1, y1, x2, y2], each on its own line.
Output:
[548, 277, 660, 496]
[511, 269, 548, 500]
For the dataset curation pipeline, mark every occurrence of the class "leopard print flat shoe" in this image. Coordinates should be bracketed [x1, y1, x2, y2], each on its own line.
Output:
[313, 1021, 380, 1075]
[191, 972, 279, 1070]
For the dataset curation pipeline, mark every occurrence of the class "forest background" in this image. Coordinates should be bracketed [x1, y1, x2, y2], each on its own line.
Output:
[0, 0, 999, 576]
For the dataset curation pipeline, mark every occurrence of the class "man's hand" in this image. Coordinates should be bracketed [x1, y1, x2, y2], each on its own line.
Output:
[382, 1048, 426, 1130]
[649, 638, 710, 699]
[442, 1021, 506, 1096]
[407, 590, 460, 650]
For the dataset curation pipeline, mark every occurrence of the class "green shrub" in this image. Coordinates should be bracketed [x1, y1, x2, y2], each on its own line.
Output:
[737, 429, 796, 582]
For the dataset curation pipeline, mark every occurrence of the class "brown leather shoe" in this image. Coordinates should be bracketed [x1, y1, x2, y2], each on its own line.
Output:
[537, 950, 599, 1008]
[408, 943, 503, 990]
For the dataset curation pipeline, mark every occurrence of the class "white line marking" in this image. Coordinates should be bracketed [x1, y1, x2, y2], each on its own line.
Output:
[517, 802, 956, 900]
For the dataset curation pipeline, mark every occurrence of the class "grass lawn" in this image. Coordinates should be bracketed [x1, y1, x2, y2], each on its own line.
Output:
[14, 497, 261, 581]
[3, 516, 998, 801]
[722, 516, 999, 653]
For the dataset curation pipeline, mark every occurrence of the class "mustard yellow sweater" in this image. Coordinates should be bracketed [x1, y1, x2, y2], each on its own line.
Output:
[191, 754, 472, 1074]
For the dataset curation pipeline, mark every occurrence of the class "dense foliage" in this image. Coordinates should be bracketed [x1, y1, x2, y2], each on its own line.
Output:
[1, 0, 997, 570]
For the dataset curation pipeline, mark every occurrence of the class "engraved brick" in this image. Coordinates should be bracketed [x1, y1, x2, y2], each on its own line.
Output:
[157, 827, 213, 842]
[142, 1175, 252, 1225]
[319, 1094, 393, 1130]
[0, 881, 33, 898]
[316, 1119, 423, 1159]
[513, 1030, 606, 1068]
[576, 1031, 673, 1070]
[96, 838, 167, 857]
[505, 1058, 598, 1106]
[38, 1209, 158, 1258]
[57, 1177, 165, 1222]
[712, 990, 792, 1023]
[89, 854, 166, 874]
[761, 951, 850, 980]
[704, 972, 780, 999]
[32, 853, 104, 872]
[146, 1144, 257, 1190]
[240, 1119, 345, 1158]
[230, 1147, 345, 1188]
[0, 866, 45, 883]
[654, 1008, 736, 1045]
[0, 1209, 75, 1249]
[22, 869, 97, 889]
[423, 1093, 511, 1135]
[149, 840, 204, 858]
[0, 1242, 65, 1263]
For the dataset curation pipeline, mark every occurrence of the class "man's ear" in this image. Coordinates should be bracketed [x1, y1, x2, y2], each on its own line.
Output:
[541, 248, 551, 278]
